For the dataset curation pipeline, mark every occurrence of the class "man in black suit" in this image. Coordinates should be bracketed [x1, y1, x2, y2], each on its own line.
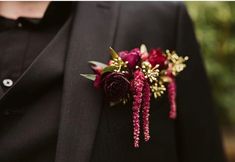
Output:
[0, 1, 226, 162]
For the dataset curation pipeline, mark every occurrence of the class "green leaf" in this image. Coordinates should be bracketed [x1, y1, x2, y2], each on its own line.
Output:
[109, 47, 119, 59]
[102, 66, 116, 74]
[80, 74, 96, 81]
[88, 61, 107, 68]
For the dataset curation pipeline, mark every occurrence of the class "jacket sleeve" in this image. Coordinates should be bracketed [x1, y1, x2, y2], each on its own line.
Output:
[174, 3, 226, 162]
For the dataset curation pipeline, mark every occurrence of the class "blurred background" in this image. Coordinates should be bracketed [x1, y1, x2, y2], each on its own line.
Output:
[186, 2, 235, 162]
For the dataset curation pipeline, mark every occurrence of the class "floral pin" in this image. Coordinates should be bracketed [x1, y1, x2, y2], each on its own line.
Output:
[81, 44, 188, 147]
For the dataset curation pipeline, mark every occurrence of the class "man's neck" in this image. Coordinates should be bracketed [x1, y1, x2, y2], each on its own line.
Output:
[0, 1, 50, 20]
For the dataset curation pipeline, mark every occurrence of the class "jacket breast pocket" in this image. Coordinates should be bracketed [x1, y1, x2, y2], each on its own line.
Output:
[106, 94, 173, 134]
[101, 95, 178, 162]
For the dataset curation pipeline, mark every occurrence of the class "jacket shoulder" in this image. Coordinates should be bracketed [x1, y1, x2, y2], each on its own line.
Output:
[119, 2, 184, 20]
[114, 2, 186, 50]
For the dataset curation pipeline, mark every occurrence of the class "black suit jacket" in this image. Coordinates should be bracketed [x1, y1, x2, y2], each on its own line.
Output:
[54, 2, 225, 162]
[0, 2, 226, 162]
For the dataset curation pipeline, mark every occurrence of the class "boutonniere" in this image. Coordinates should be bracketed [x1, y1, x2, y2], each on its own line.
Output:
[81, 44, 188, 147]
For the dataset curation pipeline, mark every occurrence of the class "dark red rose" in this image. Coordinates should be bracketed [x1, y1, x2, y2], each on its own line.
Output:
[148, 48, 167, 69]
[103, 72, 130, 101]
[119, 48, 140, 69]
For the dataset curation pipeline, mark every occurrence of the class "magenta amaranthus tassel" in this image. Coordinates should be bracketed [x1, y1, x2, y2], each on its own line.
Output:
[131, 70, 145, 147]
[168, 76, 177, 119]
[142, 80, 151, 141]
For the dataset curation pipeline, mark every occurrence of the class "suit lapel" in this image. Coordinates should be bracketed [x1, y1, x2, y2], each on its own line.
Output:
[55, 2, 120, 162]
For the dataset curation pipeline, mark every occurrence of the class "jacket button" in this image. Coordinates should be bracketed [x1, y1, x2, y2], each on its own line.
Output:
[17, 22, 23, 28]
[2, 79, 13, 87]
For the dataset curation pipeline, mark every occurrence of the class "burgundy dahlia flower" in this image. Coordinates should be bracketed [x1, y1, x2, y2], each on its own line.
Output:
[103, 72, 130, 102]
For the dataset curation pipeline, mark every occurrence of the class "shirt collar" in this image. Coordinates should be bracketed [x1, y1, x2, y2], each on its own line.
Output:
[0, 2, 72, 30]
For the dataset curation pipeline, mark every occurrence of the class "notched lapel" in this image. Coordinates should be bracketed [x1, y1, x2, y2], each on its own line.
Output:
[55, 2, 120, 162]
